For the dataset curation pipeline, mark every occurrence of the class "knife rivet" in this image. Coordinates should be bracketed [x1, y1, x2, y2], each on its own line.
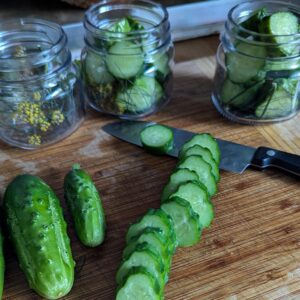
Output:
[267, 150, 276, 157]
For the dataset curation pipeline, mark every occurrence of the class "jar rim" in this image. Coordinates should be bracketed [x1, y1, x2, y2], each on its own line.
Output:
[84, 0, 169, 37]
[228, 0, 300, 38]
[0, 18, 66, 62]
[0, 18, 72, 84]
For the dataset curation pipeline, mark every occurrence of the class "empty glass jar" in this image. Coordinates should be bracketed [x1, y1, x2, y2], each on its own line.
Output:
[82, 0, 174, 119]
[0, 19, 84, 149]
[212, 1, 300, 124]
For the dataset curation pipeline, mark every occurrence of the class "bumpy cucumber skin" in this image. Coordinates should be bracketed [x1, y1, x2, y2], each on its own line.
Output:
[4, 174, 75, 300]
[64, 165, 106, 247]
[0, 229, 4, 300]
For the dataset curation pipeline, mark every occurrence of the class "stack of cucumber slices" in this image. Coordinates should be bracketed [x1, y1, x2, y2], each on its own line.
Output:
[116, 125, 220, 299]
[221, 8, 300, 120]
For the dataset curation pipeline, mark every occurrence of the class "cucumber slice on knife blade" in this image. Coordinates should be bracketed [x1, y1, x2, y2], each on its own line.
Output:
[140, 124, 174, 155]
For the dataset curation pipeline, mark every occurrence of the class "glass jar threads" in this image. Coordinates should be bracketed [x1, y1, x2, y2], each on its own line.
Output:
[212, 1, 300, 124]
[0, 19, 84, 149]
[82, 0, 174, 119]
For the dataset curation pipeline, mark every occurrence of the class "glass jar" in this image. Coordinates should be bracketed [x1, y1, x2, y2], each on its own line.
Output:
[0, 19, 84, 149]
[212, 1, 300, 124]
[82, 0, 174, 119]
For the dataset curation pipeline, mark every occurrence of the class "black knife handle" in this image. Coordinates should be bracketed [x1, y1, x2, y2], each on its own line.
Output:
[251, 147, 300, 177]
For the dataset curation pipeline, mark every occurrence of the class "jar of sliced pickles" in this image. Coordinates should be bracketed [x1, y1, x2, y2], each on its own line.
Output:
[0, 19, 84, 149]
[212, 1, 300, 124]
[82, 0, 174, 119]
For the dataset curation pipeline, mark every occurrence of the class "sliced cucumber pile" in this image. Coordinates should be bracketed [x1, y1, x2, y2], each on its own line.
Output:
[116, 132, 221, 299]
[83, 16, 172, 116]
[140, 124, 174, 155]
[221, 7, 300, 121]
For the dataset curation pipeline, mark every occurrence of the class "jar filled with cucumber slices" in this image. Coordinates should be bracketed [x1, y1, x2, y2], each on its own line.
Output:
[212, 1, 300, 124]
[82, 0, 174, 119]
[0, 19, 84, 149]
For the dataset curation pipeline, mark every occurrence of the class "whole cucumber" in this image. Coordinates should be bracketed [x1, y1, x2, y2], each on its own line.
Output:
[0, 228, 4, 300]
[64, 164, 106, 247]
[4, 175, 74, 300]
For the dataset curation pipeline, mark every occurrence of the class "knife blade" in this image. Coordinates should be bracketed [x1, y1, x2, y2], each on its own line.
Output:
[102, 120, 300, 176]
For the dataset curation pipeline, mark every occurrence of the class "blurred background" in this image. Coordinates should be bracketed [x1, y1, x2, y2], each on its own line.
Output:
[0, 0, 207, 23]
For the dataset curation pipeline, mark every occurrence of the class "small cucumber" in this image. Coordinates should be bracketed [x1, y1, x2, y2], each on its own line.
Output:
[126, 209, 177, 254]
[64, 164, 106, 247]
[170, 181, 214, 229]
[4, 174, 75, 300]
[179, 134, 221, 165]
[116, 243, 165, 292]
[177, 155, 217, 196]
[180, 145, 220, 182]
[0, 229, 4, 300]
[161, 168, 199, 203]
[161, 197, 202, 247]
[140, 124, 174, 155]
[116, 267, 160, 300]
[106, 41, 144, 79]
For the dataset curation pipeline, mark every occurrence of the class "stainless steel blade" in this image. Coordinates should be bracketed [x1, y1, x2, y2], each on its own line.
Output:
[102, 121, 257, 174]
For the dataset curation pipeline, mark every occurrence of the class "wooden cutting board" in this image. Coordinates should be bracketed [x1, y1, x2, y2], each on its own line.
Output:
[1, 37, 300, 300]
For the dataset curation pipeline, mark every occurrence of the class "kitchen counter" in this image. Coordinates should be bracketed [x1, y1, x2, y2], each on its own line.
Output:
[1, 3, 300, 300]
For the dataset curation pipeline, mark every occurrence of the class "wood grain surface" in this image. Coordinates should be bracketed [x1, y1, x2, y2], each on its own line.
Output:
[1, 36, 300, 300]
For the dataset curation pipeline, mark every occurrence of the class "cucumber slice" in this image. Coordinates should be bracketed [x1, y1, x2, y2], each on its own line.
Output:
[240, 8, 267, 33]
[140, 124, 173, 155]
[279, 78, 299, 95]
[180, 145, 220, 182]
[179, 134, 221, 166]
[116, 76, 163, 113]
[222, 80, 264, 109]
[123, 227, 170, 283]
[226, 42, 267, 83]
[151, 53, 170, 78]
[106, 41, 144, 79]
[161, 197, 202, 247]
[116, 243, 165, 291]
[170, 181, 214, 228]
[116, 267, 160, 300]
[161, 168, 199, 202]
[221, 78, 245, 105]
[84, 51, 114, 85]
[259, 12, 299, 56]
[126, 209, 177, 254]
[255, 86, 294, 119]
[177, 155, 217, 196]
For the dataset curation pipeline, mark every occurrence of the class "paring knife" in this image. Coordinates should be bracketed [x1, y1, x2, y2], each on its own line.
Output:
[102, 121, 300, 177]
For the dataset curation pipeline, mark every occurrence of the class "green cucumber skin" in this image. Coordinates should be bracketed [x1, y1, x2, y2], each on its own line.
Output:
[4, 174, 74, 300]
[64, 165, 106, 247]
[0, 229, 4, 300]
